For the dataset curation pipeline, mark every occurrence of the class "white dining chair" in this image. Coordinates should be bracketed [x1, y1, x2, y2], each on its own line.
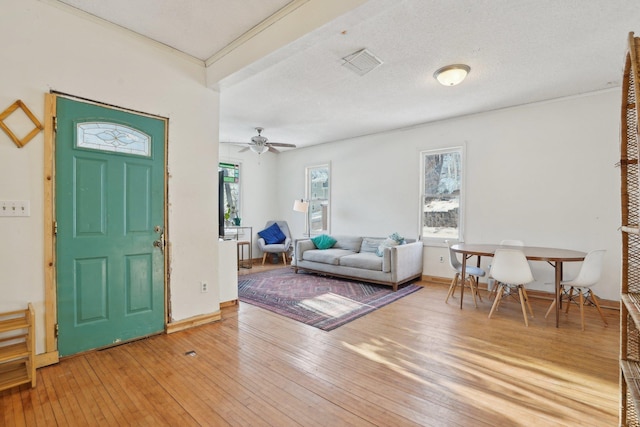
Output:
[445, 240, 486, 307]
[544, 249, 607, 330]
[488, 248, 535, 326]
[488, 239, 524, 299]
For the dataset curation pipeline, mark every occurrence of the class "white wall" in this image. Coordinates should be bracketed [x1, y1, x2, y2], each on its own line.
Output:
[274, 90, 621, 300]
[1, 0, 221, 354]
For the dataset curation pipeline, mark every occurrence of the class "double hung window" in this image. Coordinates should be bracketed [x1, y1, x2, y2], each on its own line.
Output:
[420, 147, 464, 242]
[219, 162, 240, 225]
[306, 164, 330, 235]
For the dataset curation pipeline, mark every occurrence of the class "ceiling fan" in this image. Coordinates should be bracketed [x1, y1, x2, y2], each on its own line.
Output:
[221, 127, 296, 154]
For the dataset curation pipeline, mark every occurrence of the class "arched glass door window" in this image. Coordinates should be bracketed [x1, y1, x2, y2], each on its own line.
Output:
[76, 122, 151, 156]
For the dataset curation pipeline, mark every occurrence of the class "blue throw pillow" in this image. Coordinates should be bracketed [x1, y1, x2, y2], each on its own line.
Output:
[311, 234, 337, 250]
[258, 223, 286, 244]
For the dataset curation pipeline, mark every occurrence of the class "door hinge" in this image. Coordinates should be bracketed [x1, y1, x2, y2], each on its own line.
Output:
[54, 323, 59, 338]
[53, 221, 58, 236]
[52, 116, 57, 133]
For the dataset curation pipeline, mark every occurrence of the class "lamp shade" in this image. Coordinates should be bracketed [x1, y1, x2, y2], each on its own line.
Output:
[293, 199, 309, 213]
[434, 64, 470, 86]
[250, 144, 268, 154]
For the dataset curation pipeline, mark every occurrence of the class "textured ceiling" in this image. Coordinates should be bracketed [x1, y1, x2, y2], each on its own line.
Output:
[54, 0, 640, 151]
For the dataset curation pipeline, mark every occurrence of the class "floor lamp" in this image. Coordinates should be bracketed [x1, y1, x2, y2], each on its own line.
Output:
[293, 199, 310, 238]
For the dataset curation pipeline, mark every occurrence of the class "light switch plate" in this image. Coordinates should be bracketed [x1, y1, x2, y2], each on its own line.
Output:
[0, 200, 30, 217]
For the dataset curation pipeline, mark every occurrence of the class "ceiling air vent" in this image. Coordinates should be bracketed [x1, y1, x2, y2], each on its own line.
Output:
[341, 48, 383, 76]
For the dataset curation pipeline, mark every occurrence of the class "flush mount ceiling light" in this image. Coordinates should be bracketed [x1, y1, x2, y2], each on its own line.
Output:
[342, 48, 383, 76]
[434, 64, 470, 86]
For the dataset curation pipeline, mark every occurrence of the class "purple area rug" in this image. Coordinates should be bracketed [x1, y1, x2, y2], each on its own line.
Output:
[238, 268, 421, 331]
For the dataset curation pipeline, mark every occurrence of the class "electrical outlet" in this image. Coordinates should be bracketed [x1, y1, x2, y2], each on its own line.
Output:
[439, 256, 444, 263]
[200, 281, 208, 293]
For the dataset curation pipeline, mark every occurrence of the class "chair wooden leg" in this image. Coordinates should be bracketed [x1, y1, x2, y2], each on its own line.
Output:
[579, 290, 585, 331]
[445, 273, 459, 303]
[261, 253, 267, 266]
[590, 291, 608, 327]
[544, 299, 556, 319]
[468, 277, 478, 308]
[488, 280, 500, 301]
[565, 287, 574, 314]
[282, 252, 287, 265]
[521, 286, 534, 318]
[518, 287, 529, 327]
[472, 276, 483, 302]
[496, 285, 509, 311]
[488, 286, 505, 319]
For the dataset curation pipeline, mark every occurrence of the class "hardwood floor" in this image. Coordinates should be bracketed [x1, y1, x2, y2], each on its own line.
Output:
[2, 265, 620, 426]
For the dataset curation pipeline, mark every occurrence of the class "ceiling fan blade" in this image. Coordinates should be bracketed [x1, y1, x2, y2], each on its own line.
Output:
[268, 142, 296, 148]
[268, 146, 280, 153]
[220, 141, 253, 153]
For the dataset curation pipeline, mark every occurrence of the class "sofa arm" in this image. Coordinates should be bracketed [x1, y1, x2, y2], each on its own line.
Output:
[295, 239, 315, 261]
[390, 241, 424, 282]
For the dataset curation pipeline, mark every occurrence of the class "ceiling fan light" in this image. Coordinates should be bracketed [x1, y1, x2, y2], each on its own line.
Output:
[434, 64, 470, 86]
[250, 144, 268, 154]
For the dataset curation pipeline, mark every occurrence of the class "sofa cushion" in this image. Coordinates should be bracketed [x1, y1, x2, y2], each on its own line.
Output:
[258, 223, 286, 244]
[376, 237, 399, 256]
[361, 237, 384, 253]
[332, 236, 363, 252]
[376, 232, 406, 256]
[339, 252, 383, 271]
[303, 248, 355, 265]
[311, 234, 337, 249]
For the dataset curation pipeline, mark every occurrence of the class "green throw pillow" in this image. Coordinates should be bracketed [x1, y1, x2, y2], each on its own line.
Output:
[311, 234, 337, 250]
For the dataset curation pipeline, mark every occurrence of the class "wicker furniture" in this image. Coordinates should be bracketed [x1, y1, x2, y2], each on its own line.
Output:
[619, 31, 640, 427]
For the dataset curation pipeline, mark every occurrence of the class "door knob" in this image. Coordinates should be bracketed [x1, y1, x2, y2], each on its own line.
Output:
[153, 231, 165, 254]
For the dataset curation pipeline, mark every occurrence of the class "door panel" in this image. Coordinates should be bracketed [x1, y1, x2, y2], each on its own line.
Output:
[125, 254, 153, 313]
[75, 157, 107, 235]
[75, 257, 108, 323]
[56, 97, 166, 356]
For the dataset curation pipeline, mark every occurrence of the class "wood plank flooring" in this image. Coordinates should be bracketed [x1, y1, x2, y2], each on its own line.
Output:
[1, 266, 620, 426]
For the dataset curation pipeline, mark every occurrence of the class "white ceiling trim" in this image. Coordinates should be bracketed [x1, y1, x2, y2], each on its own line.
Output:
[205, 0, 310, 67]
[205, 0, 368, 88]
[39, 0, 205, 65]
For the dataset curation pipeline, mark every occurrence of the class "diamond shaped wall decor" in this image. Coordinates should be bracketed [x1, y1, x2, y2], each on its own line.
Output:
[0, 100, 43, 148]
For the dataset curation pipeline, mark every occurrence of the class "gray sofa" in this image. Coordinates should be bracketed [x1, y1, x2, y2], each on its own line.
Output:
[292, 235, 424, 291]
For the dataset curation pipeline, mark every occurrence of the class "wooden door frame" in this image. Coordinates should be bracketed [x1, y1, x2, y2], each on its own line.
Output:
[40, 92, 170, 367]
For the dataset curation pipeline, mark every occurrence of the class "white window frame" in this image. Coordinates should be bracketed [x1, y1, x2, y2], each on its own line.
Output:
[219, 162, 241, 226]
[419, 145, 465, 244]
[305, 163, 330, 236]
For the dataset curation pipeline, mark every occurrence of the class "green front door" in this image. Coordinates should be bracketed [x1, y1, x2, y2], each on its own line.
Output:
[55, 97, 166, 357]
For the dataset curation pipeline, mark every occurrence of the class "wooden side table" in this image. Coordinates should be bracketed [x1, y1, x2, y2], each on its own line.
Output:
[224, 226, 253, 269]
[237, 241, 252, 269]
